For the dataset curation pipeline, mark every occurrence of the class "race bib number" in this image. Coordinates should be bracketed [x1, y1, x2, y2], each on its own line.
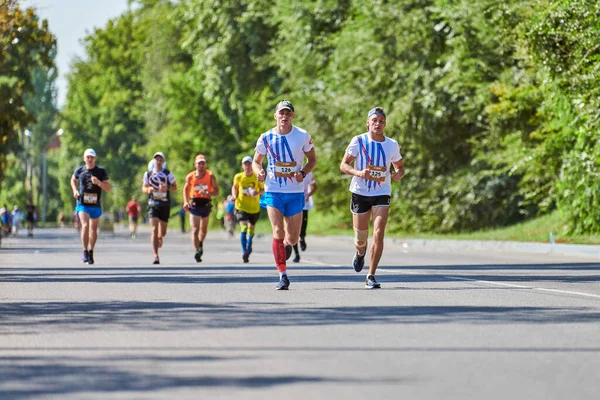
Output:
[83, 193, 98, 204]
[367, 164, 387, 182]
[194, 184, 208, 193]
[153, 191, 167, 201]
[275, 161, 296, 178]
[242, 187, 255, 196]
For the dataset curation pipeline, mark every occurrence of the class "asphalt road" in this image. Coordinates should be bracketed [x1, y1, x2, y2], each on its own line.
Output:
[1, 226, 599, 399]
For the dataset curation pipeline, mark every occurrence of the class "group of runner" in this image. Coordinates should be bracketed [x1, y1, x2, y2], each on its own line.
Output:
[69, 101, 404, 288]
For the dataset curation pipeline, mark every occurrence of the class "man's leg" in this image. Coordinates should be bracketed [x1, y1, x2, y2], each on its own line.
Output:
[352, 211, 371, 256]
[189, 214, 200, 250]
[150, 217, 160, 257]
[267, 206, 288, 275]
[88, 217, 100, 250]
[198, 215, 209, 244]
[299, 210, 308, 250]
[79, 212, 91, 250]
[246, 223, 256, 251]
[368, 206, 390, 276]
[239, 221, 248, 253]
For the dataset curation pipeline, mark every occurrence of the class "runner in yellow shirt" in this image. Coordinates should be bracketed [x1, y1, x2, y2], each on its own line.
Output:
[232, 156, 265, 263]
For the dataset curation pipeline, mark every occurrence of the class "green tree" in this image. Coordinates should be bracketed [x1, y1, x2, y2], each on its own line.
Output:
[0, 0, 55, 187]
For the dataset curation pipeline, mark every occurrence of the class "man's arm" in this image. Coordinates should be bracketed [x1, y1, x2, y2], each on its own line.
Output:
[391, 159, 405, 182]
[210, 174, 220, 197]
[252, 152, 266, 182]
[231, 176, 239, 199]
[70, 175, 80, 198]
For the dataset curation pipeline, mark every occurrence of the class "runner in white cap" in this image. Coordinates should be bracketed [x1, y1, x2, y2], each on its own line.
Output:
[232, 155, 265, 263]
[70, 148, 112, 264]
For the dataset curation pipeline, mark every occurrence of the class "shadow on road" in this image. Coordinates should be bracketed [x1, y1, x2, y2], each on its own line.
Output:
[1, 301, 599, 336]
[0, 354, 339, 399]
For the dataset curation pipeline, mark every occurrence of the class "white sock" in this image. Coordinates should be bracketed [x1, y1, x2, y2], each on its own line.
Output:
[279, 271, 287, 278]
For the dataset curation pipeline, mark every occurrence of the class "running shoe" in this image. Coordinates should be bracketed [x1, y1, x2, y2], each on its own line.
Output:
[300, 238, 306, 251]
[87, 250, 94, 265]
[242, 251, 249, 263]
[82, 250, 89, 264]
[365, 275, 381, 289]
[194, 249, 202, 263]
[153, 256, 160, 265]
[285, 243, 293, 260]
[276, 274, 290, 290]
[352, 252, 365, 273]
[293, 254, 300, 263]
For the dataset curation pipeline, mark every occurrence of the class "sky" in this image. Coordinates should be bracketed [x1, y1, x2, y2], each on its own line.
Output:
[21, 0, 130, 108]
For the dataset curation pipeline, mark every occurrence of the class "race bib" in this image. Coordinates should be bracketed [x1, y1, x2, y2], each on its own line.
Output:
[367, 164, 387, 182]
[194, 184, 208, 193]
[242, 187, 255, 196]
[83, 193, 98, 204]
[275, 161, 296, 178]
[153, 191, 167, 201]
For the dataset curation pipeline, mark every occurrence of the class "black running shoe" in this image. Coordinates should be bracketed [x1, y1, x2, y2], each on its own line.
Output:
[285, 244, 293, 260]
[352, 252, 365, 272]
[276, 274, 290, 290]
[82, 250, 89, 264]
[87, 250, 94, 265]
[365, 275, 381, 289]
[153, 256, 160, 265]
[300, 238, 306, 251]
[242, 251, 249, 263]
[194, 250, 202, 263]
[293, 254, 300, 263]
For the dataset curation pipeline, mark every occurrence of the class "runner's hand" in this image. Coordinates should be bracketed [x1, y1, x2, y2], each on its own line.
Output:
[257, 169, 266, 182]
[73, 190, 80, 199]
[391, 169, 404, 182]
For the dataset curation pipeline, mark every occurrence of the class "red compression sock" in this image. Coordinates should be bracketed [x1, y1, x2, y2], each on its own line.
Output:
[272, 238, 287, 272]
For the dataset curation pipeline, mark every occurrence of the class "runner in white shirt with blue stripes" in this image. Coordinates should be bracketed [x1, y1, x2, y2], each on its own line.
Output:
[340, 107, 405, 289]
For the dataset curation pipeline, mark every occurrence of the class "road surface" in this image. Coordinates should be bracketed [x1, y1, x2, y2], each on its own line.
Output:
[1, 227, 599, 399]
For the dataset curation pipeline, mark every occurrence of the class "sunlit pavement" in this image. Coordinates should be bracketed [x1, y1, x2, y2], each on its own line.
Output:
[1, 227, 599, 399]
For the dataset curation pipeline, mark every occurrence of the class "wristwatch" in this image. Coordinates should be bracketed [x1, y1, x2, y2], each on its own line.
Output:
[299, 170, 306, 178]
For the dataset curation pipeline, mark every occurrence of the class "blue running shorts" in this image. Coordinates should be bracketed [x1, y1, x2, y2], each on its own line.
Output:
[76, 204, 103, 219]
[260, 192, 305, 217]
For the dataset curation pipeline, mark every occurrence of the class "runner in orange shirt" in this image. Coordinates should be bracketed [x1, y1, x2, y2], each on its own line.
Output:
[183, 154, 220, 262]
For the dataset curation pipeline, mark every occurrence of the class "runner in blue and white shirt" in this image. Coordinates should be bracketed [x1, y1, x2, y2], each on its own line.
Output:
[252, 100, 317, 290]
[340, 107, 405, 289]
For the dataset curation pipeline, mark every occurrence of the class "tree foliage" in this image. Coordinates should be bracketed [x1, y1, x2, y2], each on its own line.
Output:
[0, 0, 55, 186]
[11, 0, 600, 233]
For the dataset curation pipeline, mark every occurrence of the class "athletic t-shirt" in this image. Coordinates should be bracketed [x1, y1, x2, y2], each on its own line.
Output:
[255, 126, 314, 193]
[345, 133, 402, 196]
[73, 165, 109, 206]
[233, 172, 264, 214]
[126, 201, 140, 217]
[185, 170, 214, 200]
[143, 168, 176, 206]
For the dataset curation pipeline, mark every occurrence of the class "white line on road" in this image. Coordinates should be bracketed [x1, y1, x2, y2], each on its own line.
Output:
[444, 275, 600, 299]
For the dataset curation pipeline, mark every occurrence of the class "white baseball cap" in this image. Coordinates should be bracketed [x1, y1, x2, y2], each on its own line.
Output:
[153, 151, 166, 160]
[83, 148, 96, 158]
[241, 155, 253, 164]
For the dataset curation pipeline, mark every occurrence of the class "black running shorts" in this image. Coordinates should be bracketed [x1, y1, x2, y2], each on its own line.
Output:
[148, 205, 170, 222]
[235, 209, 260, 225]
[350, 193, 391, 214]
